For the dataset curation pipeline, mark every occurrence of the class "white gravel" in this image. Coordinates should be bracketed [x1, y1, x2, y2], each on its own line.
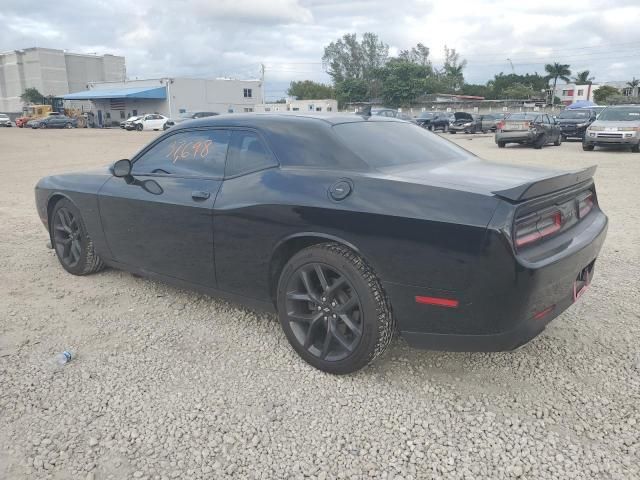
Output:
[0, 128, 639, 479]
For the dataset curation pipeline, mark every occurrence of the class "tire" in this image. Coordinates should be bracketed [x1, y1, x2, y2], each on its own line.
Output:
[497, 141, 506, 148]
[276, 242, 394, 375]
[582, 143, 595, 151]
[631, 144, 640, 153]
[554, 134, 562, 146]
[533, 134, 547, 149]
[428, 125, 434, 131]
[65, 123, 72, 129]
[450, 130, 456, 134]
[443, 124, 449, 133]
[50, 199, 105, 276]
[136, 123, 143, 131]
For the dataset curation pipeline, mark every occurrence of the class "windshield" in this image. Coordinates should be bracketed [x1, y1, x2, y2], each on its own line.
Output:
[559, 110, 591, 119]
[179, 112, 195, 119]
[333, 121, 472, 169]
[598, 107, 640, 121]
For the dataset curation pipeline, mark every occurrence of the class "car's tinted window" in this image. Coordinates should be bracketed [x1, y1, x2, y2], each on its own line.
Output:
[133, 129, 230, 177]
[418, 112, 434, 119]
[558, 110, 591, 119]
[333, 121, 472, 169]
[225, 131, 277, 177]
[507, 113, 537, 121]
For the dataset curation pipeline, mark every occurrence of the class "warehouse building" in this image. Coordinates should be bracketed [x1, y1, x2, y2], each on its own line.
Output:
[255, 98, 337, 113]
[0, 47, 125, 113]
[62, 77, 263, 127]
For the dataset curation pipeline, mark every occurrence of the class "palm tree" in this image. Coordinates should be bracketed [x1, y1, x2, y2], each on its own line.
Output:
[626, 77, 639, 97]
[545, 62, 572, 105]
[573, 70, 594, 85]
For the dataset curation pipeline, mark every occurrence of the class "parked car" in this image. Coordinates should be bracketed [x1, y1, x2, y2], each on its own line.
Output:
[556, 109, 597, 140]
[120, 116, 140, 129]
[163, 111, 219, 130]
[16, 116, 30, 128]
[35, 113, 607, 374]
[495, 112, 562, 148]
[370, 108, 398, 118]
[128, 114, 169, 131]
[415, 112, 450, 132]
[395, 112, 417, 124]
[477, 113, 506, 133]
[449, 112, 482, 134]
[31, 115, 78, 129]
[0, 113, 12, 127]
[583, 105, 640, 152]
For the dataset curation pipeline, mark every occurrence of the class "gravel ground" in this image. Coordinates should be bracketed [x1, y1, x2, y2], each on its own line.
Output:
[0, 127, 639, 480]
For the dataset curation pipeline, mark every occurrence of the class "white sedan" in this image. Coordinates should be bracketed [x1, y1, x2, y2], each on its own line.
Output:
[129, 114, 168, 131]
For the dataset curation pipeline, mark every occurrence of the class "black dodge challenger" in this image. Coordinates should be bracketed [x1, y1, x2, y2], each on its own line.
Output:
[35, 114, 608, 374]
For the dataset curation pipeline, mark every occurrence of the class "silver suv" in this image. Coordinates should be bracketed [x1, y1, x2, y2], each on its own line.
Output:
[583, 105, 640, 152]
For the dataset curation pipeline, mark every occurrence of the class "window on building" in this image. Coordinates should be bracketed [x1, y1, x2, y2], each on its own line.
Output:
[316, 107, 322, 112]
[327, 107, 332, 112]
[292, 107, 300, 111]
[244, 107, 254, 112]
[577, 89, 584, 96]
[132, 129, 230, 178]
[228, 108, 234, 113]
[225, 131, 277, 177]
[562, 90, 569, 96]
[264, 107, 271, 112]
[120, 111, 125, 119]
[243, 88, 252, 98]
[179, 108, 186, 113]
[308, 104, 314, 111]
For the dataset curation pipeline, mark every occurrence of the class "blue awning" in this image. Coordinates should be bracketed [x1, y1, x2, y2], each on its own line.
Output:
[62, 86, 167, 100]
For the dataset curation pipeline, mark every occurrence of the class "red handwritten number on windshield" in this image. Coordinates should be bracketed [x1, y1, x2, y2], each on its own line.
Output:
[166, 139, 213, 163]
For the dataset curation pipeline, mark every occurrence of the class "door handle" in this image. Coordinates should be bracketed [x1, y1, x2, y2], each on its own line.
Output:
[191, 191, 210, 200]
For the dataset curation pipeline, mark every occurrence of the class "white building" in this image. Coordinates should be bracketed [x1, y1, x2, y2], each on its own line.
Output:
[0, 47, 125, 113]
[553, 81, 628, 105]
[255, 98, 337, 113]
[63, 77, 263, 127]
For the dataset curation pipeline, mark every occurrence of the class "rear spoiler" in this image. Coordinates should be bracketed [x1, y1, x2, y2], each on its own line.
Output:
[492, 165, 597, 201]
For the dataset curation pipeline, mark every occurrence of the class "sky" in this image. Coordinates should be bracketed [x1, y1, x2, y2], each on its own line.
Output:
[1, 0, 639, 100]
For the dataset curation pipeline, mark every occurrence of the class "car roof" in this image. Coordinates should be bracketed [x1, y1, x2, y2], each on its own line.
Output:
[169, 112, 406, 130]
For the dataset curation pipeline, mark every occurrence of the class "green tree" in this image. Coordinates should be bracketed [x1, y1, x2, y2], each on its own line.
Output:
[334, 78, 369, 107]
[487, 73, 548, 99]
[593, 85, 620, 104]
[625, 77, 639, 97]
[375, 60, 430, 108]
[573, 70, 594, 85]
[322, 32, 388, 83]
[502, 83, 535, 99]
[441, 46, 467, 92]
[544, 62, 571, 104]
[20, 87, 44, 104]
[461, 83, 491, 97]
[287, 80, 335, 100]
[398, 43, 432, 70]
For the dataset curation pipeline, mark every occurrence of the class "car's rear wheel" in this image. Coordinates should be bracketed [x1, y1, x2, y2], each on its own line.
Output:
[450, 131, 456, 134]
[136, 123, 143, 131]
[51, 199, 104, 276]
[582, 143, 595, 151]
[497, 141, 506, 148]
[533, 133, 547, 149]
[277, 243, 394, 374]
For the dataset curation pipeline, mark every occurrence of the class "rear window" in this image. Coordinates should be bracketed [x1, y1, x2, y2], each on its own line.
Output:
[558, 110, 591, 119]
[598, 107, 640, 121]
[507, 113, 537, 121]
[332, 121, 472, 169]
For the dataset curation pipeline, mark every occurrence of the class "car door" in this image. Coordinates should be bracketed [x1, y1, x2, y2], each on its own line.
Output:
[140, 115, 152, 130]
[98, 128, 230, 287]
[213, 129, 279, 299]
[49, 116, 63, 128]
[541, 114, 555, 138]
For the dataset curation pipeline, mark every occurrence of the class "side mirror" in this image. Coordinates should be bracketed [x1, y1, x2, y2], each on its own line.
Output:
[112, 159, 132, 177]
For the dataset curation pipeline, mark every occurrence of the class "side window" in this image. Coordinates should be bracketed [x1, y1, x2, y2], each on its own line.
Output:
[225, 131, 277, 178]
[543, 115, 551, 124]
[132, 129, 230, 178]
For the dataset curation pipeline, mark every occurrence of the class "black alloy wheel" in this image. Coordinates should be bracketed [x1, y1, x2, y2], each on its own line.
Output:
[52, 207, 83, 269]
[284, 262, 363, 362]
[50, 199, 104, 275]
[277, 243, 394, 374]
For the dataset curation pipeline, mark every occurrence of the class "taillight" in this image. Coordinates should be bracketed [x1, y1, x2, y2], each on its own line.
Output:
[496, 121, 505, 130]
[577, 191, 594, 218]
[515, 210, 562, 248]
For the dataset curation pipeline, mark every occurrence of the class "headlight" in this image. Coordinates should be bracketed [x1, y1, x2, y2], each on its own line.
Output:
[619, 127, 640, 131]
[576, 123, 588, 128]
[588, 126, 604, 131]
[463, 122, 472, 127]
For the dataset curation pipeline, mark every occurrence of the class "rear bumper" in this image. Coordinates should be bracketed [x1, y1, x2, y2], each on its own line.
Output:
[560, 125, 588, 138]
[495, 131, 535, 143]
[392, 210, 608, 352]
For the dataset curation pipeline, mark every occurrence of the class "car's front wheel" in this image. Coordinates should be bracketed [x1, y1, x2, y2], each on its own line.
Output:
[583, 143, 595, 151]
[51, 199, 105, 276]
[277, 243, 394, 374]
[554, 134, 562, 146]
[65, 122, 73, 129]
[497, 141, 506, 148]
[136, 123, 143, 131]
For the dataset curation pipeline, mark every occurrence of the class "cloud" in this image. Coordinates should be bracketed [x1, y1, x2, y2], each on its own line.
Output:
[1, 0, 639, 99]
